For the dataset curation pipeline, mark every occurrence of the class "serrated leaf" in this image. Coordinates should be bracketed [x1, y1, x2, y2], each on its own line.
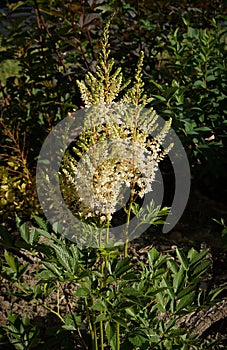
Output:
[51, 245, 72, 272]
[187, 247, 198, 260]
[43, 262, 62, 277]
[18, 262, 29, 277]
[8, 1, 25, 12]
[35, 229, 60, 247]
[52, 222, 63, 234]
[29, 228, 40, 245]
[33, 216, 48, 231]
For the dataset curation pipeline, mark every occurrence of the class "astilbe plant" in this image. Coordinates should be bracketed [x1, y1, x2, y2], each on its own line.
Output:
[0, 19, 222, 350]
[59, 19, 173, 253]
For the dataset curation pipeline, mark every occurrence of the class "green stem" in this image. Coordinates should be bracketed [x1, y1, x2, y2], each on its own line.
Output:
[85, 298, 98, 350]
[100, 320, 104, 350]
[124, 200, 132, 257]
[43, 304, 65, 324]
[100, 247, 109, 349]
[93, 321, 98, 350]
[116, 322, 120, 350]
[105, 225, 109, 246]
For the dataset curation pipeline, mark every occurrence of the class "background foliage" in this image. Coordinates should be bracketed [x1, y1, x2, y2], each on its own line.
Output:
[0, 1, 226, 224]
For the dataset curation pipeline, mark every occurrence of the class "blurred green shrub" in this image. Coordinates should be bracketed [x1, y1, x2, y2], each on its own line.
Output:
[148, 18, 227, 196]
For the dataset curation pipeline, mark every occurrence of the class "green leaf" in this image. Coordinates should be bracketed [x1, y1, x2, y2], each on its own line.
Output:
[177, 285, 195, 299]
[125, 307, 137, 318]
[173, 265, 185, 292]
[105, 321, 116, 345]
[176, 291, 196, 312]
[8, 1, 25, 12]
[22, 314, 30, 327]
[129, 330, 148, 346]
[167, 259, 179, 274]
[95, 313, 108, 323]
[4, 250, 18, 273]
[123, 288, 141, 296]
[18, 262, 29, 278]
[151, 94, 167, 102]
[33, 216, 48, 231]
[156, 292, 166, 312]
[194, 127, 212, 132]
[155, 255, 168, 269]
[189, 249, 209, 266]
[193, 80, 206, 88]
[62, 324, 77, 331]
[19, 223, 30, 244]
[51, 245, 72, 272]
[112, 316, 127, 328]
[91, 300, 107, 312]
[162, 277, 175, 300]
[206, 75, 216, 82]
[114, 258, 131, 277]
[75, 287, 90, 297]
[94, 4, 114, 13]
[36, 270, 56, 280]
[29, 228, 40, 245]
[147, 330, 159, 343]
[176, 248, 189, 270]
[52, 222, 63, 234]
[39, 7, 64, 18]
[192, 260, 210, 278]
[42, 262, 62, 277]
[131, 202, 140, 215]
[147, 247, 159, 266]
